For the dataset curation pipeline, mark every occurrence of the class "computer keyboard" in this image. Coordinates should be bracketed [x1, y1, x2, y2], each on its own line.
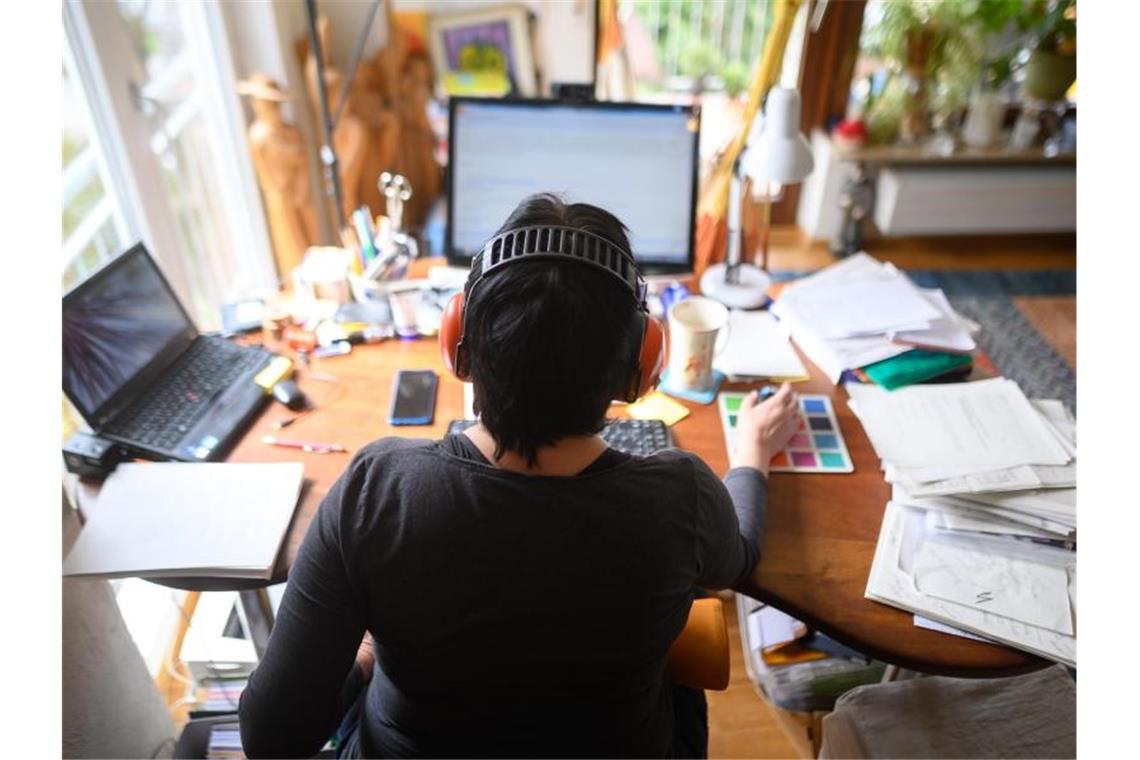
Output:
[106, 337, 266, 450]
[446, 418, 673, 457]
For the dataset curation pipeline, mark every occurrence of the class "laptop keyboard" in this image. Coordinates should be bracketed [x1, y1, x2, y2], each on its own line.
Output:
[446, 418, 673, 457]
[105, 338, 265, 451]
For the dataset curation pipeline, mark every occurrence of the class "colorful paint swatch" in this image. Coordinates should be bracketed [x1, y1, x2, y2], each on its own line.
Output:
[813, 434, 838, 450]
[717, 392, 855, 474]
[788, 434, 813, 450]
[803, 398, 827, 414]
[791, 451, 817, 467]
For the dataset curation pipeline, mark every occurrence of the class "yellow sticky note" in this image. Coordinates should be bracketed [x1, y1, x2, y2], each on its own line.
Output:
[627, 391, 690, 426]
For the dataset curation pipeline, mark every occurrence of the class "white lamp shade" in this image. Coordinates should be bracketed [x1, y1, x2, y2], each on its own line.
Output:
[741, 86, 814, 185]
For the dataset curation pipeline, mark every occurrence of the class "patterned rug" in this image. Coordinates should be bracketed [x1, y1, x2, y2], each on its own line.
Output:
[772, 269, 1077, 413]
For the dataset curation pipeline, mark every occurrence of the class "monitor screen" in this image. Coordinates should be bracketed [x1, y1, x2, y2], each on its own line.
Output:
[62, 244, 194, 421]
[447, 99, 700, 272]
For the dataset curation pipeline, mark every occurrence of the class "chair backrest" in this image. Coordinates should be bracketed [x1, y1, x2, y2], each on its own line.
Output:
[666, 597, 730, 691]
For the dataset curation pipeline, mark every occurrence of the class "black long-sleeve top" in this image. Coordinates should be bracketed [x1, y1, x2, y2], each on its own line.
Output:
[239, 434, 768, 757]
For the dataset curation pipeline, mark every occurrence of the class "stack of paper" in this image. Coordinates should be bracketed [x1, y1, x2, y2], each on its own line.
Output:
[850, 378, 1076, 665]
[63, 462, 305, 580]
[713, 310, 808, 382]
[847, 379, 1076, 527]
[770, 253, 977, 383]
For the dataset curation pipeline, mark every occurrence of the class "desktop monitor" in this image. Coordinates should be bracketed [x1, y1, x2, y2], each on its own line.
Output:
[446, 98, 701, 274]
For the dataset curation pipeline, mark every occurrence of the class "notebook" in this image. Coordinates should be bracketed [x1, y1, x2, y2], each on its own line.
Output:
[63, 462, 304, 580]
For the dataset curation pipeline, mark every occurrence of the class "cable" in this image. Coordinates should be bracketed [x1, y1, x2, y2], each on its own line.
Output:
[273, 373, 345, 429]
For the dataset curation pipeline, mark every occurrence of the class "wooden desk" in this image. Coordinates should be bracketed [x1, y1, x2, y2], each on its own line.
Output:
[222, 327, 1042, 678]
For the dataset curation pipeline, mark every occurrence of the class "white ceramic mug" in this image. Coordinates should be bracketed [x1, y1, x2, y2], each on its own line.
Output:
[667, 296, 730, 391]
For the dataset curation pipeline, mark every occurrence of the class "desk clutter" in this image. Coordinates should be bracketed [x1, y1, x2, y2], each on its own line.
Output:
[851, 378, 1076, 666]
[736, 594, 885, 714]
[770, 252, 977, 386]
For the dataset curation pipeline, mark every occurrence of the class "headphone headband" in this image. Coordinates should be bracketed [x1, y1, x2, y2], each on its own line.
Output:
[477, 225, 646, 307]
[440, 222, 665, 402]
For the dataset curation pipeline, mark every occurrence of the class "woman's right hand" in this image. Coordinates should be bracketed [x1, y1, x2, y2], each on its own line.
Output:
[731, 384, 800, 477]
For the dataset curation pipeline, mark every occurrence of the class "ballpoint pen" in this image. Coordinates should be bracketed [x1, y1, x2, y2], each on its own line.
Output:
[261, 435, 347, 454]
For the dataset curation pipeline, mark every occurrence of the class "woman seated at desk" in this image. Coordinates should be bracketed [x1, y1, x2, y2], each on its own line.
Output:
[238, 194, 799, 757]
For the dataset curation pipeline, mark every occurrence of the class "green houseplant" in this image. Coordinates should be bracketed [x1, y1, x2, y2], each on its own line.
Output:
[863, 0, 981, 144]
[1022, 0, 1076, 101]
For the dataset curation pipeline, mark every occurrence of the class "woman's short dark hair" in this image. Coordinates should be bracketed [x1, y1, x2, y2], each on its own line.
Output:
[464, 193, 642, 466]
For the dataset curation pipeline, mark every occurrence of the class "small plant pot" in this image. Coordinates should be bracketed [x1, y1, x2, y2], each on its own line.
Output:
[962, 89, 1006, 148]
[1023, 49, 1076, 102]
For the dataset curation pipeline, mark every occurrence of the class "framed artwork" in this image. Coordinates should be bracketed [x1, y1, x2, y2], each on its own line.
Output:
[427, 4, 537, 97]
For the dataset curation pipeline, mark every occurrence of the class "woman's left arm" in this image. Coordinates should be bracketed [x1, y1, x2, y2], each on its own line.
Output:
[239, 461, 368, 758]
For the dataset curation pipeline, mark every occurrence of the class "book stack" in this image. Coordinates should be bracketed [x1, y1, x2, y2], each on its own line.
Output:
[848, 378, 1076, 666]
[770, 253, 977, 385]
[205, 721, 244, 759]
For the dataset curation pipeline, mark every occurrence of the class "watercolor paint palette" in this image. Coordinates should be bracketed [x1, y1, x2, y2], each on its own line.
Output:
[718, 392, 854, 473]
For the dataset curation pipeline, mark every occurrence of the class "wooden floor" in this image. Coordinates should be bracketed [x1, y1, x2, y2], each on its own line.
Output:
[766, 228, 1076, 272]
[161, 230, 1077, 757]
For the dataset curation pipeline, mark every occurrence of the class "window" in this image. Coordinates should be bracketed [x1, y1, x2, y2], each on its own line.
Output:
[64, 0, 276, 329]
[623, 0, 777, 99]
[62, 52, 129, 291]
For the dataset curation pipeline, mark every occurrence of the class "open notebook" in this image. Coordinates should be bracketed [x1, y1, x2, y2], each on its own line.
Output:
[63, 462, 304, 580]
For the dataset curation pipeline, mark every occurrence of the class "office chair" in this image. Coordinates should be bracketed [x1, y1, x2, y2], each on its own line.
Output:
[667, 597, 731, 691]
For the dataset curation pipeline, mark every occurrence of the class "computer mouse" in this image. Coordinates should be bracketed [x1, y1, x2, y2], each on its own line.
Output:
[272, 379, 308, 411]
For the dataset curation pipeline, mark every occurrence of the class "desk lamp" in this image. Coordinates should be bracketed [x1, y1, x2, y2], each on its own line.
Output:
[700, 87, 814, 308]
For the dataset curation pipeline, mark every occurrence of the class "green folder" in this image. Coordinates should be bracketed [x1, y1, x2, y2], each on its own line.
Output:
[862, 350, 973, 391]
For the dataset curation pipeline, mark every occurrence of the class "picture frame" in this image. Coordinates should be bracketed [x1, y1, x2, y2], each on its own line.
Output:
[427, 3, 537, 98]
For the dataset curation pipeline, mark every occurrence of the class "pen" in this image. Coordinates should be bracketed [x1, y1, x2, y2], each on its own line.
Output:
[261, 435, 347, 454]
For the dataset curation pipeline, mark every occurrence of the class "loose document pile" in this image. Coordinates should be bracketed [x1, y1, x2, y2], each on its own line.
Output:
[848, 378, 1076, 666]
[770, 253, 977, 383]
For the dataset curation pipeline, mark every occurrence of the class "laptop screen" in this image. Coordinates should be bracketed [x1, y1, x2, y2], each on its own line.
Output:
[62, 244, 195, 422]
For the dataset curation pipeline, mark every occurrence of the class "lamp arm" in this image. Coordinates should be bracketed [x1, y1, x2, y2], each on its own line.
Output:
[725, 158, 743, 285]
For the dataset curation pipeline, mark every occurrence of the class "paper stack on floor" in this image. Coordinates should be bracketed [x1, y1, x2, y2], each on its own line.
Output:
[848, 378, 1076, 666]
[770, 253, 977, 383]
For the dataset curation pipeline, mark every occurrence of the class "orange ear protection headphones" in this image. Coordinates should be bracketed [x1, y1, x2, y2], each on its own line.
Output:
[439, 224, 666, 402]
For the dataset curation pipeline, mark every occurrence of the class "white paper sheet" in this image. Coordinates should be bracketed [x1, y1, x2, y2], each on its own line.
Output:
[771, 253, 912, 383]
[913, 614, 992, 642]
[889, 288, 977, 354]
[714, 310, 807, 380]
[957, 488, 1077, 519]
[865, 501, 1075, 666]
[847, 378, 1072, 469]
[746, 605, 806, 650]
[934, 509, 1062, 540]
[911, 537, 1074, 635]
[777, 273, 941, 340]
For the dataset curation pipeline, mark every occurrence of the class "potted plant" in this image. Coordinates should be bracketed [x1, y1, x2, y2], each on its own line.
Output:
[1022, 0, 1076, 101]
[863, 0, 980, 144]
[960, 0, 1026, 147]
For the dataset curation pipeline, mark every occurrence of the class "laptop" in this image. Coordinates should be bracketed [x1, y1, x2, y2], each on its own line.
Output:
[62, 243, 274, 462]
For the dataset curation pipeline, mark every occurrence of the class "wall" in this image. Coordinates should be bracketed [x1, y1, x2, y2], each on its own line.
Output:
[319, 0, 596, 93]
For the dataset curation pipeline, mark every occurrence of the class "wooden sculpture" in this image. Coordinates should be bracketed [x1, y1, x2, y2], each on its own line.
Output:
[238, 74, 318, 279]
[349, 57, 400, 215]
[390, 51, 441, 231]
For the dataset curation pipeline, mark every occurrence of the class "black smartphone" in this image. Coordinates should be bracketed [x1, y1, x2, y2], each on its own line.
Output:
[389, 370, 438, 426]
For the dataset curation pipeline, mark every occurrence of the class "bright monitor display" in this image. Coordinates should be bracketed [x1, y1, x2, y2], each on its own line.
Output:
[447, 99, 700, 273]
